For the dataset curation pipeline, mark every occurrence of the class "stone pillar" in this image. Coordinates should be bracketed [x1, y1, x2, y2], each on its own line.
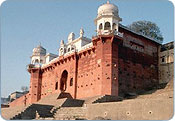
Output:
[28, 67, 42, 103]
[158, 45, 161, 84]
[93, 35, 122, 96]
[93, 35, 116, 96]
[111, 37, 121, 96]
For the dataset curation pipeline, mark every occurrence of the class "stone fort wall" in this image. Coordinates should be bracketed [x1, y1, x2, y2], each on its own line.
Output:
[117, 28, 159, 95]
[9, 27, 160, 107]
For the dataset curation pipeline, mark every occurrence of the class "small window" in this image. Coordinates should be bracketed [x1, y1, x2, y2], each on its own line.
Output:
[162, 58, 165, 62]
[55, 82, 58, 90]
[104, 22, 111, 30]
[112, 23, 116, 30]
[70, 78, 73, 86]
[99, 23, 103, 30]
[68, 48, 70, 52]
[35, 59, 39, 63]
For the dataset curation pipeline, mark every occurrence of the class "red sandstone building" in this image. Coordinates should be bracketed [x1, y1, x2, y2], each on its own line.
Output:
[10, 2, 162, 107]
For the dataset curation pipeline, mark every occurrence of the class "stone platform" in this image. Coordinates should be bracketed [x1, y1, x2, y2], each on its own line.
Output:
[1, 80, 173, 120]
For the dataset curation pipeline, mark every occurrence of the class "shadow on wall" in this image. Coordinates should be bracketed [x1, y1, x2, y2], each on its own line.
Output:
[57, 92, 73, 99]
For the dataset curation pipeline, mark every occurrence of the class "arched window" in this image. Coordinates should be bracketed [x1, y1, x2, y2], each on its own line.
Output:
[55, 82, 58, 90]
[70, 78, 73, 86]
[99, 23, 103, 30]
[40, 59, 43, 63]
[104, 22, 111, 30]
[32, 60, 35, 64]
[35, 59, 39, 63]
[68, 48, 70, 52]
[112, 23, 117, 30]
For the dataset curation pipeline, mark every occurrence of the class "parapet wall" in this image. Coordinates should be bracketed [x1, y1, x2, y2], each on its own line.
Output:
[9, 93, 30, 107]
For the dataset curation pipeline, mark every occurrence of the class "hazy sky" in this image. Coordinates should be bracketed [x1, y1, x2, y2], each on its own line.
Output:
[1, 0, 174, 97]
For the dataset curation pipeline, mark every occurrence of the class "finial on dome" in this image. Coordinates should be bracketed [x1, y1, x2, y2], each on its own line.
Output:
[107, 1, 110, 4]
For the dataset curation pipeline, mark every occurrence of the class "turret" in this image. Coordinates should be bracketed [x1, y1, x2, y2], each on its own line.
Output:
[59, 40, 65, 56]
[94, 1, 122, 35]
[31, 44, 46, 65]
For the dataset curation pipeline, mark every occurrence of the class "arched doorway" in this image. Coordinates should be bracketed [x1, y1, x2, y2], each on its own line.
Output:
[60, 70, 68, 92]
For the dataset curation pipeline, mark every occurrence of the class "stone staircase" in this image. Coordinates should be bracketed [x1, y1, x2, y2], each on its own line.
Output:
[54, 107, 87, 120]
[36, 93, 67, 107]
[10, 104, 55, 120]
[3, 81, 173, 120]
[6, 93, 85, 120]
[82, 95, 123, 105]
[1, 104, 31, 120]
[61, 98, 84, 107]
[82, 95, 105, 104]
[92, 95, 123, 103]
[4, 93, 65, 120]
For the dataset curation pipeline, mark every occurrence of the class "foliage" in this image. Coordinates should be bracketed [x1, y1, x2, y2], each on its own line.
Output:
[128, 20, 163, 42]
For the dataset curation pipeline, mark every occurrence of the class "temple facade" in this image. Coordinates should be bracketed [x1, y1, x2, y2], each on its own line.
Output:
[10, 2, 162, 106]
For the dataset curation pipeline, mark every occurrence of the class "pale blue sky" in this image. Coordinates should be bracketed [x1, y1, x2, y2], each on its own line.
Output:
[1, 0, 174, 97]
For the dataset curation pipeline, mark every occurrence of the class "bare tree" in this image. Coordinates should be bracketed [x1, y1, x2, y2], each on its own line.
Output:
[21, 86, 29, 92]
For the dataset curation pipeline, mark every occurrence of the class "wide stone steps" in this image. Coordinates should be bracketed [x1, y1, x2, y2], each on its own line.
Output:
[82, 95, 123, 105]
[93, 95, 123, 103]
[10, 104, 55, 120]
[54, 107, 87, 120]
[82, 95, 105, 104]
[61, 98, 84, 107]
[37, 93, 67, 107]
[1, 104, 30, 120]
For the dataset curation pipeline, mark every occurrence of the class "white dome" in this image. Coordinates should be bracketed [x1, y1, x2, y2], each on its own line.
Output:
[32, 45, 46, 55]
[97, 2, 118, 17]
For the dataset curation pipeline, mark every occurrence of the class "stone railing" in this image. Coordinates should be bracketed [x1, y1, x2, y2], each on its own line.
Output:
[64, 49, 76, 56]
[9, 93, 30, 107]
[97, 30, 123, 38]
[78, 43, 93, 52]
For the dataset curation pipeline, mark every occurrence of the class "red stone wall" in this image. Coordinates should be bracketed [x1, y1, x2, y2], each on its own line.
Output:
[29, 69, 42, 103]
[76, 48, 100, 98]
[10, 28, 160, 107]
[117, 28, 159, 95]
[99, 37, 113, 95]
[26, 33, 159, 103]
[111, 38, 121, 96]
[40, 53, 77, 99]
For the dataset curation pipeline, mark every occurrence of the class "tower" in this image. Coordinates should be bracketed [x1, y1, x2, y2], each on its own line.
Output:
[94, 1, 122, 35]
